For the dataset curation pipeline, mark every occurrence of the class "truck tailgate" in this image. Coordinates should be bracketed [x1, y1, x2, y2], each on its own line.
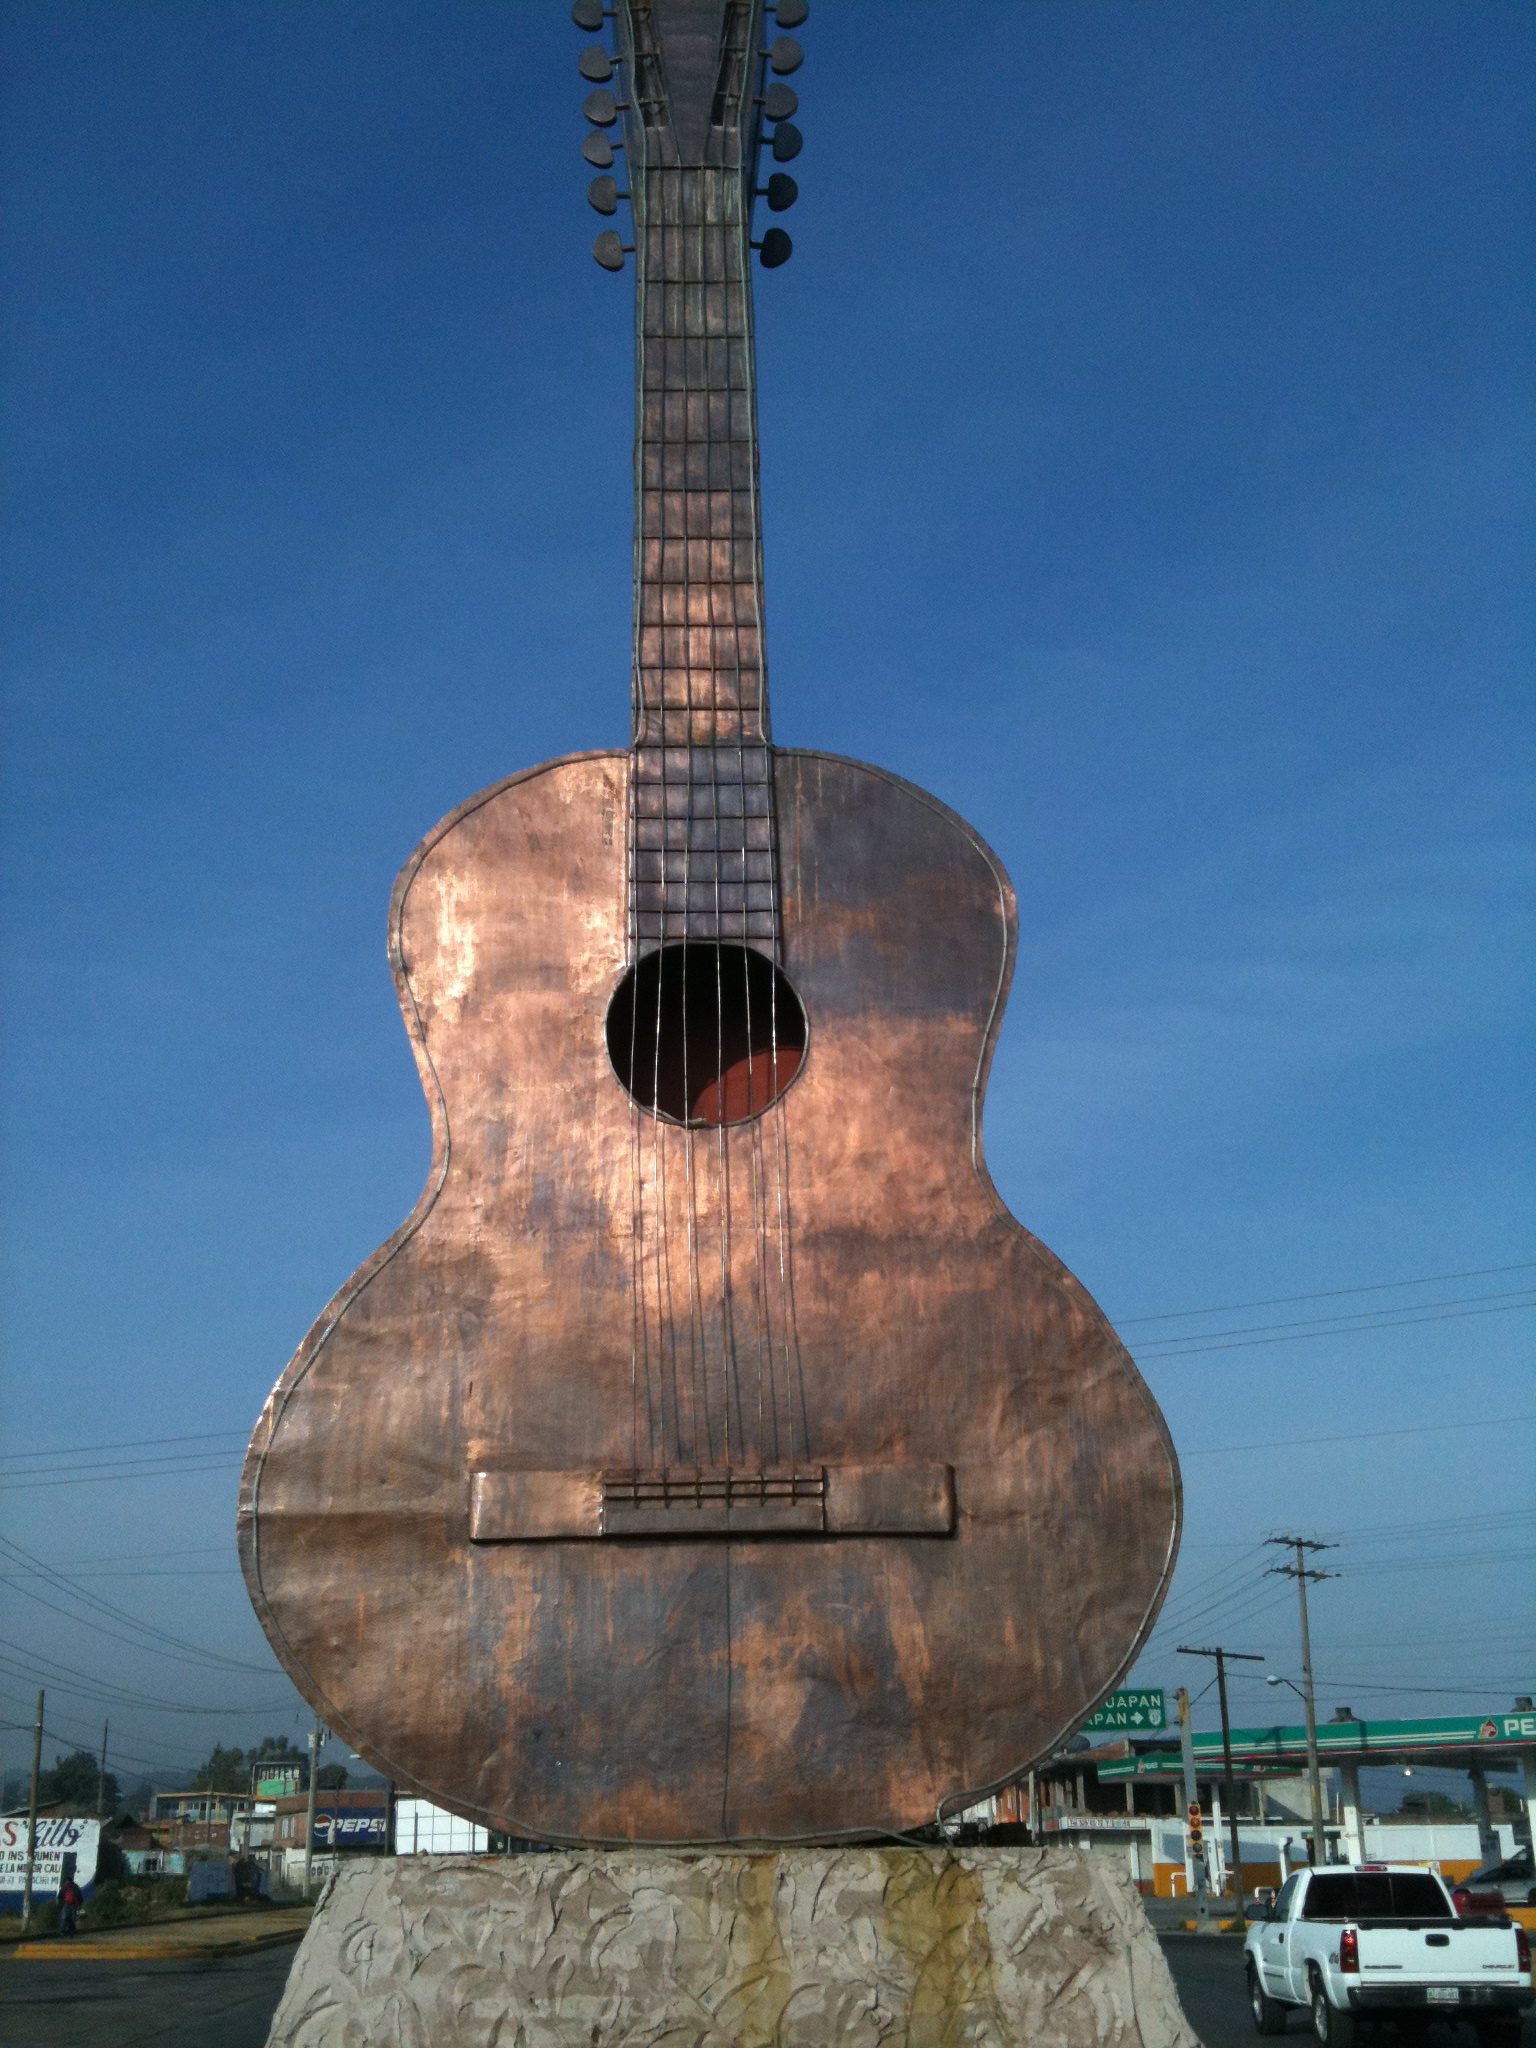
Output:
[1358, 1919, 1525, 1990]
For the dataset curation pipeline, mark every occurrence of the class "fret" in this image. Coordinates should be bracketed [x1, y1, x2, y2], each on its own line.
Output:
[626, 146, 780, 953]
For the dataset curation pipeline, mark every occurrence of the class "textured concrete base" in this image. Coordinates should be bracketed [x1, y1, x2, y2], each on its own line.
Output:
[264, 1845, 1199, 2047]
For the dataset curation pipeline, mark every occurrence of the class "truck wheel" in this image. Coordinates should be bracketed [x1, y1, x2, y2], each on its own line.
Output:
[1307, 1970, 1357, 2046]
[1247, 1965, 1288, 2036]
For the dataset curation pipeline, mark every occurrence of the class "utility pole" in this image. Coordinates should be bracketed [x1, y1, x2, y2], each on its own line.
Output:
[1176, 1687, 1209, 1928]
[96, 1720, 110, 1819]
[21, 1689, 44, 1935]
[1267, 1535, 1337, 1870]
[303, 1717, 325, 1902]
[1178, 1645, 1263, 1924]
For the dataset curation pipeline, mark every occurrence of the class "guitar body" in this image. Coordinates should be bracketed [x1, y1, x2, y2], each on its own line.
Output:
[240, 747, 1179, 1842]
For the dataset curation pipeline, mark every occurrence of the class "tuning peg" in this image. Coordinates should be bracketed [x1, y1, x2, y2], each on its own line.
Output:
[766, 36, 804, 75]
[771, 0, 808, 25]
[757, 172, 798, 212]
[583, 89, 625, 128]
[582, 130, 620, 168]
[753, 229, 792, 269]
[593, 230, 633, 271]
[770, 121, 803, 163]
[759, 83, 798, 121]
[587, 174, 628, 216]
[578, 46, 615, 83]
[570, 0, 608, 27]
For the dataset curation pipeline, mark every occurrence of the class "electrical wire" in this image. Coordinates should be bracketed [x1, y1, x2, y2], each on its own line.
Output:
[4, 1261, 1531, 1473]
[1142, 1299, 1535, 1359]
[0, 1638, 294, 1715]
[0, 1532, 278, 1676]
[0, 1430, 246, 1464]
[1183, 1413, 1534, 1457]
[1117, 1262, 1536, 1325]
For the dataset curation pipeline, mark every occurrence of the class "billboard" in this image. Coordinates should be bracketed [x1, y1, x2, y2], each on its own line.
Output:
[0, 1816, 101, 1912]
[312, 1808, 387, 1847]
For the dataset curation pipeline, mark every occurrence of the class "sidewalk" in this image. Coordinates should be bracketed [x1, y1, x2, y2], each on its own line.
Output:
[1144, 1892, 1245, 1935]
[4, 1905, 312, 1962]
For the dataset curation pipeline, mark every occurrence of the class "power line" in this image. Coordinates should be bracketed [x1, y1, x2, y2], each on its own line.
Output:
[1118, 1262, 1536, 1325]
[1, 1570, 243, 1584]
[0, 1429, 246, 1465]
[1, 1261, 1529, 1483]
[0, 1639, 294, 1716]
[1136, 1287, 1535, 1351]
[1184, 1412, 1534, 1457]
[1142, 1299, 1535, 1360]
[0, 1696, 200, 1778]
[0, 1458, 242, 1491]
[0, 1533, 277, 1676]
[0, 1448, 253, 1481]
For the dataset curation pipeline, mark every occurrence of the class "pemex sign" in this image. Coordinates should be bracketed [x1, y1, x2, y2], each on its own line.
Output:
[1080, 1689, 1168, 1734]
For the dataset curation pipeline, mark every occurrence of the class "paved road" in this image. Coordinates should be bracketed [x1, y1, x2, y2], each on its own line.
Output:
[0, 1944, 298, 2048]
[1162, 1936, 1535, 2048]
[1, 1934, 1531, 2046]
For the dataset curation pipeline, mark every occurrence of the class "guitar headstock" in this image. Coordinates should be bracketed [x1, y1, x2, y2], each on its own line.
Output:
[573, 0, 805, 270]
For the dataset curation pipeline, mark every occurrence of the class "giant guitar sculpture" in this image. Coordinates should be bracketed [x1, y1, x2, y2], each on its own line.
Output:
[239, 0, 1180, 1844]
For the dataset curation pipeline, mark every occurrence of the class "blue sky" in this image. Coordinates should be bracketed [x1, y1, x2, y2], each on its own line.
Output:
[2, 3, 1531, 1804]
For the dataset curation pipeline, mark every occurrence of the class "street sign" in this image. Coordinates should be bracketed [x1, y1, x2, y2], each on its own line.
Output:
[1081, 1688, 1167, 1733]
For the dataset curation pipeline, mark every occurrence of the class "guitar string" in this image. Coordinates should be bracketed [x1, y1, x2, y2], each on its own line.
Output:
[680, 159, 711, 1473]
[727, 92, 764, 1470]
[706, 160, 737, 1472]
[733, 49, 804, 1465]
[633, 122, 658, 1481]
[625, 40, 648, 1483]
[640, 99, 685, 1472]
[728, 121, 774, 1470]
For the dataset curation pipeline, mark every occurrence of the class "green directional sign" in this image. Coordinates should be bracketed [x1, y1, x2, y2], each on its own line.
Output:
[1081, 1688, 1167, 1733]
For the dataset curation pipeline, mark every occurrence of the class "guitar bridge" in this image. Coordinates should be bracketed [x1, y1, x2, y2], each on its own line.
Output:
[468, 1463, 954, 1541]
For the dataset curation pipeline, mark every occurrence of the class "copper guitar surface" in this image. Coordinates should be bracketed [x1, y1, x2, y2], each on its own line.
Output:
[239, 1, 1181, 1844]
[240, 748, 1179, 1842]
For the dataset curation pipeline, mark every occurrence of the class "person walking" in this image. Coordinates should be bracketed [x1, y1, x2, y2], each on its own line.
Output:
[58, 1876, 83, 1937]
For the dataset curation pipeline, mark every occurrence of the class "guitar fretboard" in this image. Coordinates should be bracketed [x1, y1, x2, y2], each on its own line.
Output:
[629, 163, 779, 953]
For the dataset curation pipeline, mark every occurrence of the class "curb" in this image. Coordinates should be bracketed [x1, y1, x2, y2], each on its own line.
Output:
[4, 1924, 309, 1963]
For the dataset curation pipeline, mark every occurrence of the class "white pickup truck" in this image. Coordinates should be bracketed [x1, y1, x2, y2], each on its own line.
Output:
[1243, 1862, 1532, 2044]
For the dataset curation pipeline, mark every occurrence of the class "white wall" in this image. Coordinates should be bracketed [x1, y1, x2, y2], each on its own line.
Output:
[394, 1798, 490, 1855]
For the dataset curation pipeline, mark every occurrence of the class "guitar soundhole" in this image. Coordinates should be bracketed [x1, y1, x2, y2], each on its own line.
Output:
[606, 942, 807, 1127]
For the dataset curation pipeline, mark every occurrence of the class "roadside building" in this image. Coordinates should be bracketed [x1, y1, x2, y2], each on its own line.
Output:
[149, 1789, 255, 1855]
[108, 1816, 165, 1878]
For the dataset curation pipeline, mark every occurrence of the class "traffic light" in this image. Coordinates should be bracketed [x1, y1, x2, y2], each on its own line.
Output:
[1187, 1800, 1204, 1850]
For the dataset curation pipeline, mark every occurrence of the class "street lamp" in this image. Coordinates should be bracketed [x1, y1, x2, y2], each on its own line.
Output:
[1267, 1673, 1327, 1869]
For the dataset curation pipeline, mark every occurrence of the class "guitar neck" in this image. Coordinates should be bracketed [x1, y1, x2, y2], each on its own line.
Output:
[603, 0, 795, 956]
[632, 164, 770, 753]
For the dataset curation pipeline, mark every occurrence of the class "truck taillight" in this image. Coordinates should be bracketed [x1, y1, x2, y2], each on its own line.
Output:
[1517, 1926, 1530, 1972]
[1339, 1928, 1359, 1974]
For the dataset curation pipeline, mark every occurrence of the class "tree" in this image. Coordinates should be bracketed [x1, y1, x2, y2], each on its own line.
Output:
[192, 1744, 248, 1793]
[315, 1763, 348, 1791]
[1400, 1789, 1470, 1819]
[38, 1748, 119, 1814]
[249, 1734, 307, 1769]
[121, 1776, 156, 1819]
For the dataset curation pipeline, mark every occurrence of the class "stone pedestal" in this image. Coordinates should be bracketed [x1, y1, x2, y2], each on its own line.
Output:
[265, 1844, 1198, 2047]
